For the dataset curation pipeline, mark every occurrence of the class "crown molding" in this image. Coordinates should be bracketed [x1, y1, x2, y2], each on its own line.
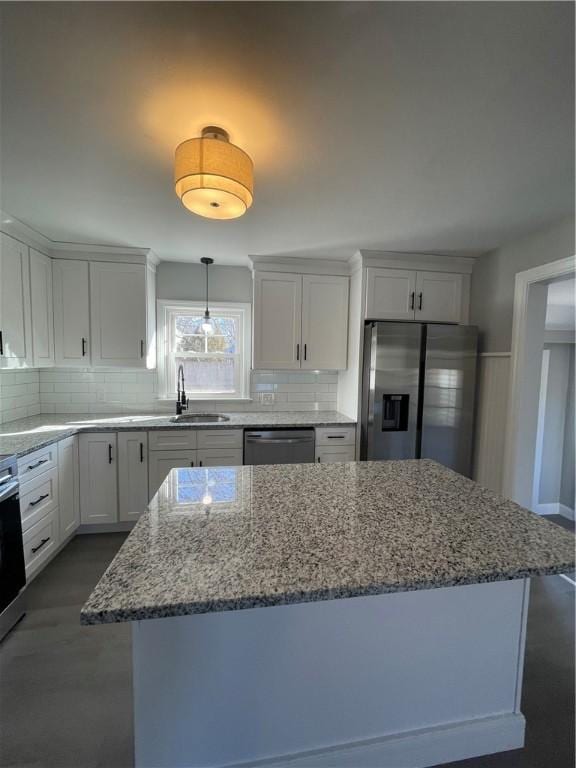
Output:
[0, 210, 160, 266]
[249, 254, 350, 276]
[356, 250, 476, 275]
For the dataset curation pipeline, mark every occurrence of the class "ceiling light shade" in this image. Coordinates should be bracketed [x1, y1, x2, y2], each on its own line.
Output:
[174, 127, 253, 220]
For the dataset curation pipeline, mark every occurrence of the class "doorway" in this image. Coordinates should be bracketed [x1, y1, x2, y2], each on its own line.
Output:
[504, 256, 575, 513]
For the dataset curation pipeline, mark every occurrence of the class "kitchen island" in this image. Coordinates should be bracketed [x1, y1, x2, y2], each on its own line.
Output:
[82, 460, 575, 768]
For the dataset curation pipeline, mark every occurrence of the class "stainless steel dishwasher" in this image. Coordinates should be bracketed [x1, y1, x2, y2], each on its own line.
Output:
[244, 429, 315, 465]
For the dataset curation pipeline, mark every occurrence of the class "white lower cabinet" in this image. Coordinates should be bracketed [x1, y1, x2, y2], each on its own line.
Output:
[79, 433, 118, 524]
[118, 432, 149, 522]
[58, 435, 80, 541]
[23, 513, 57, 579]
[315, 426, 356, 463]
[148, 450, 197, 500]
[316, 447, 356, 463]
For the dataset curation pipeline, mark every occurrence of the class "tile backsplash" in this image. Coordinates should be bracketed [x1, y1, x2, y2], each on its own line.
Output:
[0, 369, 41, 424]
[34, 368, 338, 415]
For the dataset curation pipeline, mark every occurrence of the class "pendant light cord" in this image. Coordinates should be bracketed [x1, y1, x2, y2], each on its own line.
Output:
[205, 260, 209, 315]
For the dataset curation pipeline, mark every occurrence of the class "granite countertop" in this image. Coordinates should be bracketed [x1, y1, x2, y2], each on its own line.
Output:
[0, 411, 355, 458]
[81, 459, 575, 625]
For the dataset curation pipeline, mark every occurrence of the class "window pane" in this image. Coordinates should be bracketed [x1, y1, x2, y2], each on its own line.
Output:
[175, 356, 236, 393]
[175, 315, 204, 335]
[207, 335, 236, 354]
[175, 335, 205, 353]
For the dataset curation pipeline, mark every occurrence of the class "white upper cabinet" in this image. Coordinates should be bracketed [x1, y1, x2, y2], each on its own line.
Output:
[53, 260, 91, 366]
[118, 431, 149, 522]
[253, 271, 349, 370]
[301, 275, 349, 370]
[90, 262, 150, 367]
[253, 272, 302, 370]
[414, 271, 463, 323]
[29, 249, 55, 367]
[365, 268, 417, 321]
[365, 267, 466, 324]
[0, 233, 33, 368]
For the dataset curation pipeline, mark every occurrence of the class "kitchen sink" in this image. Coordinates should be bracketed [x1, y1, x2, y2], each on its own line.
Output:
[170, 413, 230, 423]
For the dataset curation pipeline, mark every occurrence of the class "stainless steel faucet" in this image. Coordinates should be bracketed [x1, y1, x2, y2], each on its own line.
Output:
[176, 364, 188, 415]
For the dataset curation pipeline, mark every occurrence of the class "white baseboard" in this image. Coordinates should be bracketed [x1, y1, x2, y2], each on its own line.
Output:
[227, 714, 525, 768]
[77, 521, 135, 534]
[535, 502, 575, 521]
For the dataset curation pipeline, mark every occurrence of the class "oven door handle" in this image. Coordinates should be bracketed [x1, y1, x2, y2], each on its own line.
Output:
[0, 480, 19, 503]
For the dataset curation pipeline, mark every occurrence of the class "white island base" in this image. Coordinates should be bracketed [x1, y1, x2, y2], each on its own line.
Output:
[132, 579, 529, 768]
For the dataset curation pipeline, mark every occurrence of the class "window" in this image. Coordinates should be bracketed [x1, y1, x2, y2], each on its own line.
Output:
[158, 301, 251, 400]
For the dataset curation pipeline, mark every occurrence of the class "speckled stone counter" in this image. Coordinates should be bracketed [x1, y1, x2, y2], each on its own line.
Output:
[0, 410, 355, 458]
[81, 459, 575, 625]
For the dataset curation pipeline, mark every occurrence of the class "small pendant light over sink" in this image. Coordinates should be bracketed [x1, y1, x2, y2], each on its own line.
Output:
[201, 257, 214, 334]
[174, 127, 254, 220]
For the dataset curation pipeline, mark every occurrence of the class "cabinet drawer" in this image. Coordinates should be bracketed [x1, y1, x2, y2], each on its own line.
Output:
[316, 447, 356, 463]
[197, 430, 242, 450]
[197, 448, 243, 467]
[148, 430, 197, 451]
[17, 443, 58, 484]
[315, 427, 356, 446]
[20, 467, 59, 532]
[23, 512, 57, 578]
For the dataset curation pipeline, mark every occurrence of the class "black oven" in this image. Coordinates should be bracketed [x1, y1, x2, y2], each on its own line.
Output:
[0, 455, 26, 641]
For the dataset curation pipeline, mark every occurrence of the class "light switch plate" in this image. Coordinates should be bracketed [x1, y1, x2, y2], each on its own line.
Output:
[260, 393, 275, 405]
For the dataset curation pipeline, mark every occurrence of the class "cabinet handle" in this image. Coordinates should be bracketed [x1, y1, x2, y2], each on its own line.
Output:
[296, 343, 300, 361]
[108, 444, 113, 464]
[29, 493, 49, 508]
[190, 461, 194, 467]
[140, 340, 145, 358]
[81, 337, 87, 356]
[27, 458, 48, 471]
[199, 460, 203, 467]
[0, 330, 3, 356]
[418, 292, 423, 311]
[327, 435, 344, 439]
[304, 343, 307, 361]
[410, 292, 415, 310]
[317, 456, 321, 463]
[31, 537, 50, 554]
[139, 442, 144, 463]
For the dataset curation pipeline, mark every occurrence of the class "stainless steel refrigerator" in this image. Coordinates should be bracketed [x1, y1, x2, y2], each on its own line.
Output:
[360, 322, 478, 476]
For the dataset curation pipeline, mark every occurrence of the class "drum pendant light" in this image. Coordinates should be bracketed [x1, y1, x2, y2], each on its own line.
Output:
[174, 127, 254, 220]
[201, 257, 214, 334]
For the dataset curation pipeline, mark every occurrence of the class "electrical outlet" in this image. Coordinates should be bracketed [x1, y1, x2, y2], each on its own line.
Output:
[260, 392, 275, 405]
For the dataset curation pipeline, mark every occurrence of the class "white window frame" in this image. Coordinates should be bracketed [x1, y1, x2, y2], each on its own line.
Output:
[157, 300, 252, 401]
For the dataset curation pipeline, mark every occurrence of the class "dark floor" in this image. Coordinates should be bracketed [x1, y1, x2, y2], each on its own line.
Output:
[0, 531, 574, 768]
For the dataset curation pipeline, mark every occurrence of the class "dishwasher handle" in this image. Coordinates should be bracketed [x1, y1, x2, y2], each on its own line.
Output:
[245, 436, 314, 444]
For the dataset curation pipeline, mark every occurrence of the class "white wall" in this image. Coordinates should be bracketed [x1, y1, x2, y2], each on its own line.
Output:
[470, 215, 575, 353]
[157, 262, 252, 303]
[471, 215, 575, 493]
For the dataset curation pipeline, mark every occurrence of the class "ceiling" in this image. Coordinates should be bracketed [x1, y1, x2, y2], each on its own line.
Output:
[0, 2, 573, 266]
[546, 277, 575, 331]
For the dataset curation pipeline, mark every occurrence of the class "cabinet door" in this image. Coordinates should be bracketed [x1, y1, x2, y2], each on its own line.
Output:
[365, 268, 416, 321]
[58, 435, 80, 541]
[253, 272, 302, 369]
[79, 433, 118, 524]
[118, 432, 149, 522]
[316, 446, 356, 463]
[301, 275, 349, 370]
[29, 249, 55, 367]
[415, 271, 463, 323]
[197, 448, 243, 467]
[90, 262, 147, 367]
[148, 450, 197, 500]
[53, 260, 91, 365]
[0, 233, 33, 367]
